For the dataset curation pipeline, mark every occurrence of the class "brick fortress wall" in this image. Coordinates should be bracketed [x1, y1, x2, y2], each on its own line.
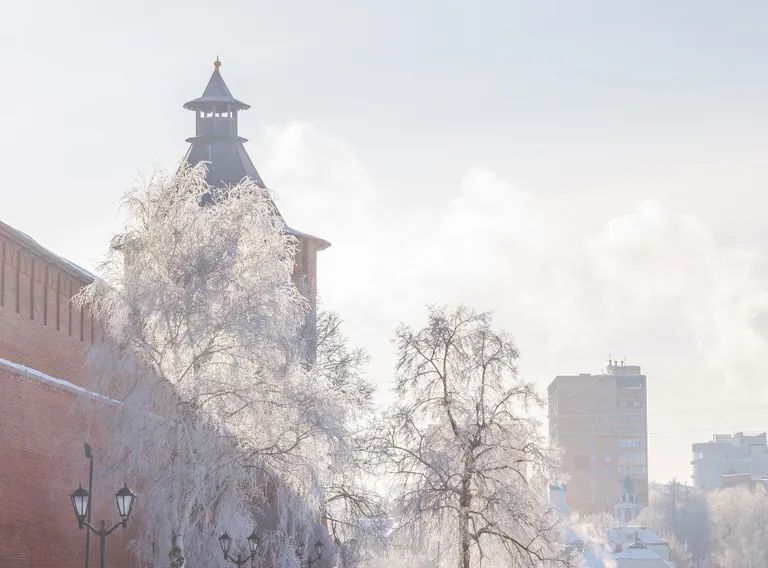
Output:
[0, 221, 321, 567]
[0, 222, 133, 568]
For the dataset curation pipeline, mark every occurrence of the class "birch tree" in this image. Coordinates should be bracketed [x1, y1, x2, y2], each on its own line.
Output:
[314, 309, 387, 565]
[373, 305, 566, 568]
[80, 164, 351, 566]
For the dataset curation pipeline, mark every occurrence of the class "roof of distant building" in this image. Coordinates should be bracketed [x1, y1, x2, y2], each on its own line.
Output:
[606, 360, 642, 376]
[549, 361, 645, 390]
[607, 527, 668, 547]
[613, 546, 669, 561]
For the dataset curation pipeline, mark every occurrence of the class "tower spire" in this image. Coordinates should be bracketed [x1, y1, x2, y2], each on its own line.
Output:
[179, 61, 329, 247]
[182, 61, 263, 187]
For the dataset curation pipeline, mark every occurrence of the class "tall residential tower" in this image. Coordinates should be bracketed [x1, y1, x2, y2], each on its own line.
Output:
[548, 361, 649, 517]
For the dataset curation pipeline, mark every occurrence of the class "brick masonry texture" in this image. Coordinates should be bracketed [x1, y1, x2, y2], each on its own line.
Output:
[0, 223, 319, 567]
[0, 226, 133, 568]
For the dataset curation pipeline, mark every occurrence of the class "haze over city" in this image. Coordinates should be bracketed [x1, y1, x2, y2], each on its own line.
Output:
[4, 5, 768, 565]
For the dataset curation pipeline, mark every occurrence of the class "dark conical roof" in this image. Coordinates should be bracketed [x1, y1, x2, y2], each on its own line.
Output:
[184, 59, 250, 111]
[182, 139, 265, 188]
[183, 58, 264, 187]
[180, 59, 330, 250]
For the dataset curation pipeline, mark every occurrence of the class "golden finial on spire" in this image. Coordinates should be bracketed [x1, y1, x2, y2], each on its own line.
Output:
[214, 56, 221, 70]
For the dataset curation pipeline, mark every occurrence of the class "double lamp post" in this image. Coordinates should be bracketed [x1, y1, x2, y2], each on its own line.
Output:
[217, 531, 325, 568]
[70, 482, 136, 568]
[71, 458, 326, 568]
[218, 530, 260, 567]
[297, 538, 325, 568]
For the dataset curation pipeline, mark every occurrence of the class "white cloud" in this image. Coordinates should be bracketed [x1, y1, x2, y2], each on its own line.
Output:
[262, 121, 768, 481]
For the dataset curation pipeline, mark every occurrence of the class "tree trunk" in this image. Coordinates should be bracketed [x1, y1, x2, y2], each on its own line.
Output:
[169, 533, 185, 568]
[459, 472, 472, 568]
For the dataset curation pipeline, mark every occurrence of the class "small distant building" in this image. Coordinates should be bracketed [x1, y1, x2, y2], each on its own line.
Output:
[573, 526, 675, 568]
[611, 537, 675, 567]
[615, 476, 642, 523]
[607, 528, 673, 565]
[721, 473, 768, 491]
[548, 360, 649, 515]
[691, 432, 768, 491]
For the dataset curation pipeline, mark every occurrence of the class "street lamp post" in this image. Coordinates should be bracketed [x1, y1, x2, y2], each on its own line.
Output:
[70, 482, 137, 568]
[219, 530, 259, 567]
[84, 442, 94, 568]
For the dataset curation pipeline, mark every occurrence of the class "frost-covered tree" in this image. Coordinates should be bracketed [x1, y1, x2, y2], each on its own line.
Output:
[373, 305, 566, 568]
[314, 309, 387, 565]
[315, 309, 373, 411]
[707, 485, 768, 568]
[637, 481, 768, 568]
[634, 481, 710, 566]
[665, 533, 694, 568]
[79, 165, 353, 567]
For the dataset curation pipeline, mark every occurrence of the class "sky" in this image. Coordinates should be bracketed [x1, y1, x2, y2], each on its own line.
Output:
[3, 0, 768, 483]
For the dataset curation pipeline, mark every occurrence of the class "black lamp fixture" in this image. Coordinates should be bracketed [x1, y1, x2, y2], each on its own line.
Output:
[70, 479, 137, 568]
[70, 484, 90, 528]
[115, 484, 136, 527]
[247, 529, 259, 555]
[219, 532, 233, 557]
[219, 529, 259, 567]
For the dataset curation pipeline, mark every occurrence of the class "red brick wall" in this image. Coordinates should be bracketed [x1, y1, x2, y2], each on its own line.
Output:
[0, 224, 321, 567]
[0, 367, 134, 568]
[292, 237, 318, 310]
[0, 228, 135, 568]
[0, 231, 100, 388]
[292, 236, 319, 363]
